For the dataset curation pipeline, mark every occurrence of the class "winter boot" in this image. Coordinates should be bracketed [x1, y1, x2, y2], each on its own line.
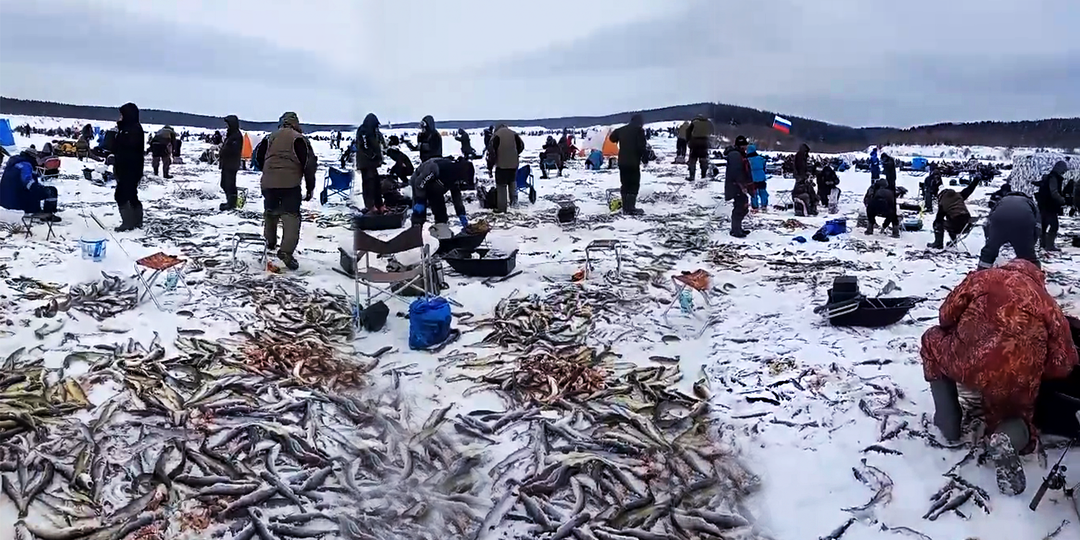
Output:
[264, 212, 280, 252]
[891, 224, 901, 238]
[864, 222, 875, 235]
[280, 213, 300, 254]
[622, 192, 644, 216]
[688, 162, 697, 182]
[927, 228, 945, 249]
[495, 184, 509, 213]
[132, 201, 143, 228]
[277, 251, 299, 271]
[219, 202, 233, 211]
[929, 378, 961, 442]
[1044, 232, 1061, 252]
[115, 203, 136, 232]
[988, 419, 1029, 496]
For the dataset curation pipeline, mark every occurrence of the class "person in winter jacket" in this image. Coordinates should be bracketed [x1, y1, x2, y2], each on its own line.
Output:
[927, 174, 981, 249]
[218, 115, 244, 211]
[988, 182, 1012, 210]
[881, 153, 898, 192]
[384, 135, 414, 187]
[791, 175, 818, 216]
[817, 164, 841, 213]
[922, 167, 944, 212]
[112, 103, 145, 232]
[409, 157, 468, 238]
[211, 131, 223, 146]
[725, 136, 754, 237]
[482, 126, 494, 157]
[686, 115, 713, 181]
[558, 130, 575, 163]
[794, 143, 811, 184]
[540, 136, 563, 179]
[355, 113, 385, 212]
[921, 258, 1078, 495]
[869, 148, 881, 181]
[80, 124, 94, 142]
[491, 124, 524, 212]
[675, 121, 690, 163]
[980, 191, 1041, 269]
[864, 178, 899, 237]
[1035, 160, 1068, 251]
[454, 129, 479, 160]
[746, 145, 768, 212]
[148, 125, 176, 178]
[253, 112, 314, 271]
[609, 115, 649, 216]
[405, 115, 443, 162]
[0, 150, 58, 219]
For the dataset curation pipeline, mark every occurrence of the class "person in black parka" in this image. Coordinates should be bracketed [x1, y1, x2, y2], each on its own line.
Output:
[455, 129, 479, 160]
[725, 136, 754, 237]
[864, 178, 899, 237]
[355, 113, 385, 211]
[881, 153, 898, 192]
[1035, 160, 1069, 251]
[609, 114, 649, 215]
[405, 115, 443, 162]
[218, 115, 243, 210]
[979, 191, 1041, 268]
[112, 103, 145, 232]
[385, 135, 414, 187]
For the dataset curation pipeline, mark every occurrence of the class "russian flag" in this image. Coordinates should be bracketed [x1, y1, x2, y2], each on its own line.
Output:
[772, 115, 792, 134]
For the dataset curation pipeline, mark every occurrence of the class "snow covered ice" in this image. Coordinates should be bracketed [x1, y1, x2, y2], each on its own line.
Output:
[1, 114, 1079, 540]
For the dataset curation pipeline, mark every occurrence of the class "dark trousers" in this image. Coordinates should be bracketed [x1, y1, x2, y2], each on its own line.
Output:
[360, 168, 382, 209]
[934, 213, 970, 240]
[867, 203, 898, 229]
[980, 217, 1038, 267]
[676, 138, 687, 157]
[494, 168, 517, 212]
[619, 165, 641, 196]
[114, 175, 141, 206]
[1039, 203, 1060, 241]
[390, 163, 412, 186]
[730, 192, 749, 233]
[263, 186, 302, 215]
[221, 168, 238, 203]
[425, 182, 450, 224]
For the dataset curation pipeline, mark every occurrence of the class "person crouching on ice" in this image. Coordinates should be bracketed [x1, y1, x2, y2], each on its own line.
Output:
[409, 157, 468, 239]
[922, 259, 1078, 495]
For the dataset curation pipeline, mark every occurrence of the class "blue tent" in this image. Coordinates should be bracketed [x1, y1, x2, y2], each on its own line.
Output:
[93, 126, 101, 138]
[0, 119, 17, 156]
[912, 157, 929, 171]
[96, 129, 106, 146]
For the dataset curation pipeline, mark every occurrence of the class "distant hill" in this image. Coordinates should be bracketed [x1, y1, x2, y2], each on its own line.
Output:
[3, 97, 1078, 152]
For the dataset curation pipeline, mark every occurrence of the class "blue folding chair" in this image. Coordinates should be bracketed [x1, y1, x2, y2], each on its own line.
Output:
[515, 164, 537, 204]
[321, 167, 354, 205]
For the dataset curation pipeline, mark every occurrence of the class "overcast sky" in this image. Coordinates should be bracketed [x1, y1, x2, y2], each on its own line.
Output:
[1, 0, 1078, 127]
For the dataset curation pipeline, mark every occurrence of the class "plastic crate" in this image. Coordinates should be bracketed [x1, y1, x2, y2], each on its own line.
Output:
[435, 230, 488, 256]
[444, 248, 517, 277]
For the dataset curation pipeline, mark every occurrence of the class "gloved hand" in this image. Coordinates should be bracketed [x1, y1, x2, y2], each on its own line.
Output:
[458, 215, 468, 228]
[412, 203, 426, 215]
[304, 188, 314, 201]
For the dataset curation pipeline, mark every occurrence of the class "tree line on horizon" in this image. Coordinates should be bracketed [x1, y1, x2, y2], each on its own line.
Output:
[2, 97, 1077, 153]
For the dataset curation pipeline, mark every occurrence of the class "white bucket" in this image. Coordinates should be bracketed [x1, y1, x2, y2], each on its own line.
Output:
[79, 237, 107, 262]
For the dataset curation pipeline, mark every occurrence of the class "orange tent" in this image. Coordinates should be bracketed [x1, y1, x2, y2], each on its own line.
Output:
[578, 127, 620, 157]
[241, 133, 253, 159]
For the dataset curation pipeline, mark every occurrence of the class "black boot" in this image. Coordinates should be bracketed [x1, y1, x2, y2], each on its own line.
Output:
[989, 419, 1029, 495]
[864, 222, 874, 235]
[132, 201, 143, 229]
[927, 228, 945, 249]
[115, 203, 136, 232]
[891, 224, 901, 238]
[623, 192, 644, 216]
[929, 378, 961, 442]
[1044, 232, 1061, 252]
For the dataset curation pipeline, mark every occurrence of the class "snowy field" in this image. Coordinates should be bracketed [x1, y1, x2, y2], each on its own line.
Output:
[1, 115, 1079, 540]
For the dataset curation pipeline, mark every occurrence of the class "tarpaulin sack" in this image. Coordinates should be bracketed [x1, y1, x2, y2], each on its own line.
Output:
[812, 218, 848, 241]
[409, 297, 451, 350]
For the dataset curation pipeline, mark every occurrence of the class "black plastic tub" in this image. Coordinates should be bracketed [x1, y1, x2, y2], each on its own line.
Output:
[444, 248, 517, 277]
[352, 207, 407, 231]
[557, 202, 577, 223]
[828, 296, 922, 328]
[435, 230, 488, 256]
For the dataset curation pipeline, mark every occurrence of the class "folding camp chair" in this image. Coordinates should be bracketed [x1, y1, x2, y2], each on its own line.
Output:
[659, 270, 735, 337]
[135, 252, 190, 311]
[35, 157, 61, 181]
[22, 213, 58, 240]
[946, 217, 979, 253]
[351, 226, 437, 325]
[232, 232, 269, 270]
[321, 167, 354, 205]
[515, 165, 537, 204]
[584, 239, 622, 279]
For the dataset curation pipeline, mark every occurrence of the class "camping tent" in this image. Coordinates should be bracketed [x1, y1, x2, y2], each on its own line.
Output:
[0, 119, 17, 156]
[241, 133, 253, 159]
[578, 127, 619, 158]
[1008, 152, 1067, 198]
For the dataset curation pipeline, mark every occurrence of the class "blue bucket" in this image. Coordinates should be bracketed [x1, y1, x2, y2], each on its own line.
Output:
[79, 237, 107, 262]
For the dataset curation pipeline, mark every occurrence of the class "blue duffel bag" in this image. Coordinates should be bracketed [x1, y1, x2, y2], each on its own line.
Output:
[409, 297, 452, 350]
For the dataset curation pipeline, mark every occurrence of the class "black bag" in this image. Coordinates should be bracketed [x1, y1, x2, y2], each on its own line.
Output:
[41, 186, 58, 214]
[359, 301, 389, 332]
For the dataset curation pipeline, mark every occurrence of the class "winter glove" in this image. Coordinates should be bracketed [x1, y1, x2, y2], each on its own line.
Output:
[412, 203, 426, 215]
[304, 188, 314, 201]
[459, 215, 468, 228]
